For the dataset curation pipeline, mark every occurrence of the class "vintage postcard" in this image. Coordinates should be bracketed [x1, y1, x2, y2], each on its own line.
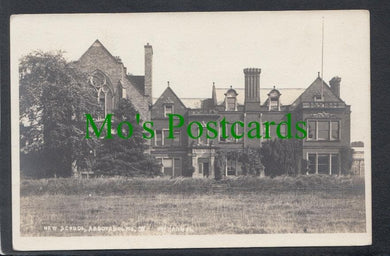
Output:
[10, 10, 371, 250]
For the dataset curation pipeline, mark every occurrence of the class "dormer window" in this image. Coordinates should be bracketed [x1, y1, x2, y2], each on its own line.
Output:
[227, 97, 236, 111]
[270, 99, 278, 111]
[267, 87, 281, 111]
[224, 86, 238, 111]
[164, 104, 173, 117]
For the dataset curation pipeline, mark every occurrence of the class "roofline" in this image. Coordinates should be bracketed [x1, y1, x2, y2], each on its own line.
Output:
[152, 86, 188, 109]
[78, 39, 121, 65]
[215, 87, 306, 90]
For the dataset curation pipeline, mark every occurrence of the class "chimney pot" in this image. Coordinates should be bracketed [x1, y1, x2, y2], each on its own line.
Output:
[329, 76, 341, 98]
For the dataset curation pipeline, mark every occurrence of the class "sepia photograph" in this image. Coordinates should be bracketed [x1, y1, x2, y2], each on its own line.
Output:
[10, 10, 371, 250]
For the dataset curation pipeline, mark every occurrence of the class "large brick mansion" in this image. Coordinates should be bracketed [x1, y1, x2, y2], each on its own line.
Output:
[75, 40, 352, 178]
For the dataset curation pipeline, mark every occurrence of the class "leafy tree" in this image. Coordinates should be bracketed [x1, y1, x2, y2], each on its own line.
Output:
[19, 51, 99, 178]
[340, 146, 354, 175]
[260, 139, 302, 177]
[93, 98, 161, 177]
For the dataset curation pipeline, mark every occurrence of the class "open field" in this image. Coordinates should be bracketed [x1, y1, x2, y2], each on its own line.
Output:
[20, 175, 366, 236]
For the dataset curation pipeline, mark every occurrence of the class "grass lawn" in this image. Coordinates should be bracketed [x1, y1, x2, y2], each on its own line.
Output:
[20, 175, 366, 236]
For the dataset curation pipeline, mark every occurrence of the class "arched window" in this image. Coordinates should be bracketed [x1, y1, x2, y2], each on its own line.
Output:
[89, 70, 114, 119]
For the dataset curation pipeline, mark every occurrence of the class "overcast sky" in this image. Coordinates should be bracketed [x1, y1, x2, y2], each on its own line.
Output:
[11, 11, 370, 144]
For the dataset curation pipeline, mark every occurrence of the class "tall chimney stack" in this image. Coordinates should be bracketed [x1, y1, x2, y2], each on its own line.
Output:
[244, 68, 261, 110]
[144, 43, 153, 104]
[329, 76, 341, 98]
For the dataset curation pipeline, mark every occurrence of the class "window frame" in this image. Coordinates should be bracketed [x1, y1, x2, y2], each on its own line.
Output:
[317, 121, 330, 141]
[155, 130, 163, 146]
[306, 152, 340, 175]
[306, 119, 340, 142]
[226, 96, 236, 111]
[162, 129, 181, 147]
[164, 104, 174, 117]
[269, 99, 279, 111]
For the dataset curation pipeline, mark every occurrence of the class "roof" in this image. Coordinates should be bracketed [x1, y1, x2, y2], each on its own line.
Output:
[153, 86, 187, 109]
[153, 87, 306, 109]
[215, 87, 305, 106]
[180, 98, 204, 109]
[79, 39, 121, 64]
[127, 75, 145, 94]
[153, 96, 204, 109]
[291, 77, 344, 106]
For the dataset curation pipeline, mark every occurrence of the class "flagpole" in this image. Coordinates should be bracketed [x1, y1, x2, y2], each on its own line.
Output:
[321, 17, 324, 99]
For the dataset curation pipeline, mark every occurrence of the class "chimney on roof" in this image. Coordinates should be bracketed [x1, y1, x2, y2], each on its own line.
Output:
[244, 68, 261, 109]
[144, 43, 153, 103]
[329, 76, 341, 98]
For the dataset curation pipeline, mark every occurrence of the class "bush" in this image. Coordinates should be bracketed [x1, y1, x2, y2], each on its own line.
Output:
[21, 175, 365, 196]
[340, 146, 354, 175]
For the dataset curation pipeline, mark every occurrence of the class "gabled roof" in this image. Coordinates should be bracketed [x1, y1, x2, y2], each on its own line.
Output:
[291, 76, 345, 107]
[78, 39, 121, 64]
[153, 86, 187, 109]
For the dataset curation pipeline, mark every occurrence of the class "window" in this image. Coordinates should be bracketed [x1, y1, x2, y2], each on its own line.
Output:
[158, 157, 182, 177]
[164, 105, 173, 117]
[224, 88, 238, 111]
[219, 124, 235, 143]
[307, 121, 316, 140]
[155, 130, 162, 146]
[173, 131, 181, 146]
[163, 130, 181, 146]
[270, 100, 278, 111]
[317, 121, 330, 140]
[314, 95, 323, 102]
[89, 71, 113, 119]
[162, 158, 173, 176]
[317, 154, 330, 174]
[98, 91, 106, 118]
[307, 153, 339, 175]
[307, 120, 340, 141]
[331, 154, 339, 175]
[267, 89, 280, 111]
[226, 97, 236, 111]
[163, 130, 170, 146]
[331, 121, 339, 140]
[308, 154, 316, 174]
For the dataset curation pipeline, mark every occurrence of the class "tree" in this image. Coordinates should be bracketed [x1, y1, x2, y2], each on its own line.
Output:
[19, 51, 99, 178]
[93, 98, 161, 177]
[260, 139, 302, 177]
[340, 146, 354, 175]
